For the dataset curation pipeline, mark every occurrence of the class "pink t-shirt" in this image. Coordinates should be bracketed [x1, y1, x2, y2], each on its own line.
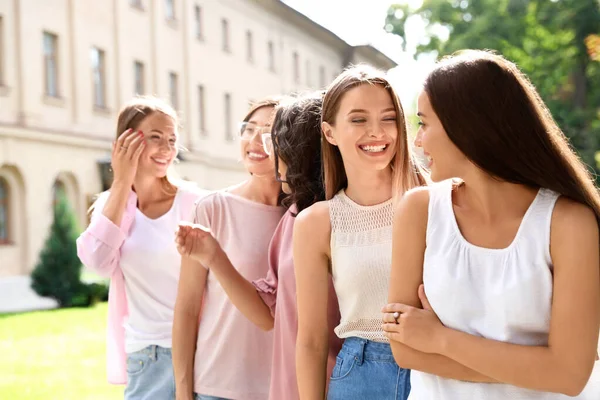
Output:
[253, 207, 343, 400]
[192, 191, 285, 400]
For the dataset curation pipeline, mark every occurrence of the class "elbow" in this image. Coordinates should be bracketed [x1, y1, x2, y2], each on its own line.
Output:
[556, 369, 592, 397]
[547, 359, 594, 397]
[76, 237, 115, 278]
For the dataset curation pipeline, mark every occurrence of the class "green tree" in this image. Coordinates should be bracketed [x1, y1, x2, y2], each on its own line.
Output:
[386, 0, 600, 174]
[31, 191, 86, 307]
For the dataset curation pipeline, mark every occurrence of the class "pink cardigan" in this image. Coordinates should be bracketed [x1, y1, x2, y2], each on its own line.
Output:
[76, 187, 207, 384]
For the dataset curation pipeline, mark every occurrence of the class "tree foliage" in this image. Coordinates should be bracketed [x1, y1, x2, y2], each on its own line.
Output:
[386, 0, 600, 175]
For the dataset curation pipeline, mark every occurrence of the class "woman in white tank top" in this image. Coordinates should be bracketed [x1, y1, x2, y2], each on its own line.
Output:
[294, 65, 428, 400]
[382, 50, 600, 399]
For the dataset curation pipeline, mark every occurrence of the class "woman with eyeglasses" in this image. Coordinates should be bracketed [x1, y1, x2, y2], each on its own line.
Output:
[174, 92, 343, 400]
[172, 98, 286, 400]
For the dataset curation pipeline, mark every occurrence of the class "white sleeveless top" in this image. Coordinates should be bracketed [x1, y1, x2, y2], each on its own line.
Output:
[329, 190, 393, 343]
[408, 179, 588, 399]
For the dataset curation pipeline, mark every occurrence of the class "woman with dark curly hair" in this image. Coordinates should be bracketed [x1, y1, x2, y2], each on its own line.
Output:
[175, 91, 343, 400]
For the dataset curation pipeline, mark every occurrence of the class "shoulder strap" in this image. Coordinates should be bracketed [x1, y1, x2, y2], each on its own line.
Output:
[425, 179, 454, 246]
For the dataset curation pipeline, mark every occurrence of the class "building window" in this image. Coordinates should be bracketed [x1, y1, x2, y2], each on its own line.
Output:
[319, 65, 326, 88]
[198, 85, 206, 135]
[293, 52, 300, 83]
[224, 93, 232, 141]
[221, 19, 230, 52]
[194, 5, 202, 39]
[305, 60, 311, 86]
[268, 41, 275, 72]
[0, 16, 4, 85]
[91, 47, 106, 107]
[0, 177, 8, 244]
[134, 61, 144, 95]
[165, 0, 175, 20]
[169, 72, 178, 109]
[43, 32, 59, 97]
[246, 30, 254, 63]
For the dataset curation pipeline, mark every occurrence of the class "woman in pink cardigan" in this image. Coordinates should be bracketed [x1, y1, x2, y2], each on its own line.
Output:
[76, 96, 207, 400]
[175, 92, 342, 400]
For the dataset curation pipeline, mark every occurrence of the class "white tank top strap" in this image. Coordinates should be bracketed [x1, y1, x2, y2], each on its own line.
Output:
[425, 179, 456, 247]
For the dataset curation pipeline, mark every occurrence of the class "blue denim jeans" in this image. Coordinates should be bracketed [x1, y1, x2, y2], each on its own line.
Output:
[194, 395, 230, 400]
[124, 345, 175, 400]
[327, 337, 411, 400]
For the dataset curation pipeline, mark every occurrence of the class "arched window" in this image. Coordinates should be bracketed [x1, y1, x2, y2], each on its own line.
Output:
[53, 180, 66, 207]
[0, 178, 8, 243]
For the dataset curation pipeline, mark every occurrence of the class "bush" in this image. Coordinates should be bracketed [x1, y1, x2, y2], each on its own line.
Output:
[31, 191, 91, 308]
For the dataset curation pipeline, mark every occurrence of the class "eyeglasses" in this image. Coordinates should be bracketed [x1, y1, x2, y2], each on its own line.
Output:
[239, 122, 270, 139]
[260, 132, 287, 184]
[261, 133, 273, 156]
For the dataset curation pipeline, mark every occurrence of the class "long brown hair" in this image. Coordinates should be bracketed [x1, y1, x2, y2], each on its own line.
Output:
[115, 96, 181, 196]
[424, 50, 600, 218]
[321, 64, 428, 201]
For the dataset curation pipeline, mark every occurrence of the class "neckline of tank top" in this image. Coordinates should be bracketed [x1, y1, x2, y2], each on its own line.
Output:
[219, 189, 285, 212]
[444, 182, 545, 253]
[338, 189, 393, 210]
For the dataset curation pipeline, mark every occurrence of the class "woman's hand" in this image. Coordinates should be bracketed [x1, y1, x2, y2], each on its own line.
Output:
[175, 222, 223, 267]
[382, 284, 446, 354]
[111, 129, 145, 187]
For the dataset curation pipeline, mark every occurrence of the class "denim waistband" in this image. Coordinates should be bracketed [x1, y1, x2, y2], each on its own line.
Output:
[339, 337, 395, 365]
[130, 345, 172, 360]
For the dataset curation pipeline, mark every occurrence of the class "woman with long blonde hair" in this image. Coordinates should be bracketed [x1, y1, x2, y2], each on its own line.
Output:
[294, 65, 427, 400]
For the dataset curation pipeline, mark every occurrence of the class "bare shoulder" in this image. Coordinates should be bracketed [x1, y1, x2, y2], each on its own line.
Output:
[293, 200, 331, 252]
[550, 196, 599, 268]
[552, 196, 599, 238]
[394, 185, 432, 224]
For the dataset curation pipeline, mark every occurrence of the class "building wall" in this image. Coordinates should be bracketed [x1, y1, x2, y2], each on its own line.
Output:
[0, 0, 393, 276]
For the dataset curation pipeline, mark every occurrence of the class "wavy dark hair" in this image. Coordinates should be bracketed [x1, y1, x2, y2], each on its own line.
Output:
[425, 50, 600, 218]
[272, 92, 325, 214]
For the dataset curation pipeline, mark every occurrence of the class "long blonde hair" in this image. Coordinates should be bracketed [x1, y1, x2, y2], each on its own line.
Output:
[321, 64, 428, 202]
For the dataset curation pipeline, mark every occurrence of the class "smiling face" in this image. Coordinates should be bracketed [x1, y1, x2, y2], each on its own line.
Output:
[136, 111, 178, 178]
[322, 83, 398, 173]
[414, 90, 467, 181]
[239, 105, 276, 177]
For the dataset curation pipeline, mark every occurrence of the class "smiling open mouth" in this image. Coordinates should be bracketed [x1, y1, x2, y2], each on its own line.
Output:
[247, 151, 268, 161]
[359, 144, 389, 153]
[151, 157, 170, 165]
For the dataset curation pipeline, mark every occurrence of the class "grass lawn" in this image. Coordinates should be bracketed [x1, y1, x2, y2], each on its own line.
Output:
[0, 302, 123, 399]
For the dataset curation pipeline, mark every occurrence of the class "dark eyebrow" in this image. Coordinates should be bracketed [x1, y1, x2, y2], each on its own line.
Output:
[416, 112, 427, 118]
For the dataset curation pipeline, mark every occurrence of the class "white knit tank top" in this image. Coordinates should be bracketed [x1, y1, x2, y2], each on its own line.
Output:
[408, 179, 585, 400]
[329, 189, 393, 343]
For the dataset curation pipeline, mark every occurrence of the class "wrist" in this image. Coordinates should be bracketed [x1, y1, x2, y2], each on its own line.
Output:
[435, 325, 453, 356]
[205, 246, 226, 269]
[110, 179, 132, 191]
